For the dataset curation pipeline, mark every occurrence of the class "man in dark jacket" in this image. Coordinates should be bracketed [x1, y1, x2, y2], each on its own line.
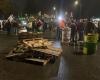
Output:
[77, 19, 85, 41]
[84, 21, 97, 35]
[70, 21, 77, 42]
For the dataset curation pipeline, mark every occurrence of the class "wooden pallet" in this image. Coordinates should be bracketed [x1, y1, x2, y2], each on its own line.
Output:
[22, 39, 62, 57]
[6, 38, 62, 65]
[6, 49, 24, 58]
[6, 49, 51, 66]
[32, 48, 61, 57]
[25, 58, 49, 66]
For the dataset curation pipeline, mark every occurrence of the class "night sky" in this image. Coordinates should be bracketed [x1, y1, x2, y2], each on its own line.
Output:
[11, 0, 100, 17]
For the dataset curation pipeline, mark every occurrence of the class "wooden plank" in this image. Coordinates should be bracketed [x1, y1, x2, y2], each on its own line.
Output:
[32, 49, 61, 56]
[47, 45, 62, 52]
[6, 52, 24, 58]
[6, 48, 24, 58]
[22, 39, 62, 56]
[25, 58, 49, 66]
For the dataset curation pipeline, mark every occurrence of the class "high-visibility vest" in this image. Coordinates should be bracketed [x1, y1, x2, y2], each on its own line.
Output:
[59, 20, 65, 29]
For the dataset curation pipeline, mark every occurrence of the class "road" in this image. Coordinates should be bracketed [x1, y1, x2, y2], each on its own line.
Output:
[0, 31, 100, 80]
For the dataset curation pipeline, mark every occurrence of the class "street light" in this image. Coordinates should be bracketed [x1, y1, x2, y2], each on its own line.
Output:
[53, 6, 56, 19]
[74, 0, 79, 6]
[53, 6, 56, 11]
[58, 16, 63, 21]
[74, 0, 82, 18]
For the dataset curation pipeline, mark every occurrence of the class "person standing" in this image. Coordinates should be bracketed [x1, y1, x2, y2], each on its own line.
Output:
[32, 19, 37, 32]
[57, 19, 65, 41]
[27, 21, 32, 32]
[77, 19, 85, 41]
[12, 20, 19, 35]
[84, 21, 97, 35]
[0, 20, 3, 31]
[43, 21, 47, 32]
[70, 20, 77, 43]
[5, 20, 11, 35]
[36, 19, 43, 32]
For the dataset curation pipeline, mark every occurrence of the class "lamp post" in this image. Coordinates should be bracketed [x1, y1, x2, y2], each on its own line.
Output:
[53, 6, 56, 11]
[74, 0, 79, 6]
[53, 6, 56, 19]
[74, 0, 82, 18]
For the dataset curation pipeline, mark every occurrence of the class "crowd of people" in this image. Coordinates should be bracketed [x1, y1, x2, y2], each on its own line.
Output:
[0, 14, 100, 44]
[56, 18, 100, 43]
[0, 14, 53, 35]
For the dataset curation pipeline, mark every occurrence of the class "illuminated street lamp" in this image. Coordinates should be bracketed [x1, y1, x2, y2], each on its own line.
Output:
[53, 6, 56, 19]
[53, 6, 56, 11]
[74, 0, 82, 17]
[74, 0, 79, 6]
[58, 16, 63, 21]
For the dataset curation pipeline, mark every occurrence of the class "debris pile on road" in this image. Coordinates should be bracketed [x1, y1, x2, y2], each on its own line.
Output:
[6, 38, 62, 65]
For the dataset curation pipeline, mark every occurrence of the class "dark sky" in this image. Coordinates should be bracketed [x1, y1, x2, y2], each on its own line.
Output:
[11, 0, 100, 17]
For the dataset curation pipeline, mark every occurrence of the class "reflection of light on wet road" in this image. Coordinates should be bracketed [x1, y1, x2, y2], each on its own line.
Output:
[57, 56, 68, 80]
[53, 41, 62, 48]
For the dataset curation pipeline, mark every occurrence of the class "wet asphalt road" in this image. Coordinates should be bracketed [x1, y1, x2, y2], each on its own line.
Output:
[0, 31, 100, 80]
